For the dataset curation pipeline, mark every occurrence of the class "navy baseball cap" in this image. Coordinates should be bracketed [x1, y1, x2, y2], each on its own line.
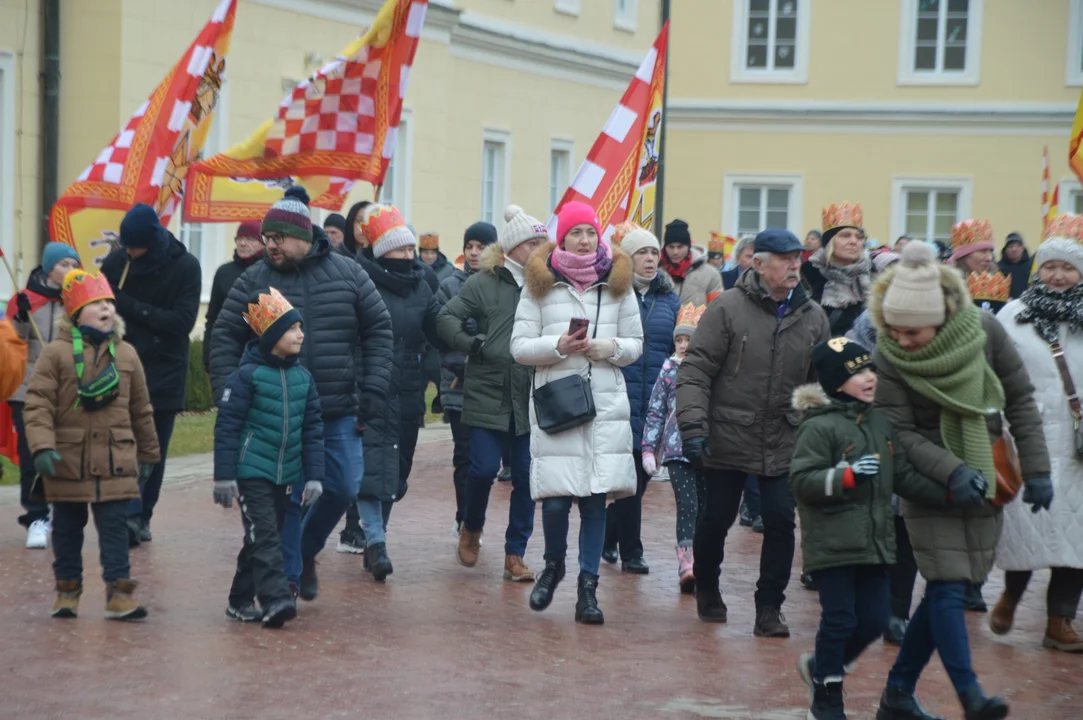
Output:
[753, 228, 803, 254]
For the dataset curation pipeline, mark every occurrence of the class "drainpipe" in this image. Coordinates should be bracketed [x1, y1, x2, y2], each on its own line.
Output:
[41, 0, 60, 244]
[654, 0, 670, 234]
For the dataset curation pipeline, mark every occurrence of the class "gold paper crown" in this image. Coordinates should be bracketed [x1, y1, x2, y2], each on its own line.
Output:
[822, 202, 863, 233]
[610, 221, 639, 247]
[242, 287, 296, 337]
[61, 269, 113, 318]
[418, 232, 440, 250]
[951, 219, 994, 252]
[1043, 213, 1083, 243]
[966, 271, 1010, 303]
[358, 204, 407, 246]
[708, 232, 735, 255]
[675, 302, 706, 330]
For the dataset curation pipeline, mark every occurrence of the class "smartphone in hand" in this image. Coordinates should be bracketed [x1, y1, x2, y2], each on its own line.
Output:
[568, 317, 589, 337]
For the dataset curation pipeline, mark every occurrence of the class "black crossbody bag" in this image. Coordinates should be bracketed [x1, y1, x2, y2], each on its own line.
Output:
[531, 287, 602, 434]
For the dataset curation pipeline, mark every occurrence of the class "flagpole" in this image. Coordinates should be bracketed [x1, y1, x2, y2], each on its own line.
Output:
[654, 0, 671, 235]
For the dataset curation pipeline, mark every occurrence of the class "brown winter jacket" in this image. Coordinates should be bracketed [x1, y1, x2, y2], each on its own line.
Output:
[676, 268, 830, 476]
[869, 266, 1048, 583]
[23, 313, 161, 504]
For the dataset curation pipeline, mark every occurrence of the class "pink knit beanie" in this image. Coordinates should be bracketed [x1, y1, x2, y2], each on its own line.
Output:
[556, 201, 602, 247]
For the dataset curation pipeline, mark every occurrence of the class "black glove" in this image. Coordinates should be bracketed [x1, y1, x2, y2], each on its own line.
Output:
[14, 292, 31, 322]
[682, 437, 709, 468]
[358, 393, 385, 423]
[1022, 476, 1054, 513]
[462, 317, 479, 336]
[947, 465, 988, 508]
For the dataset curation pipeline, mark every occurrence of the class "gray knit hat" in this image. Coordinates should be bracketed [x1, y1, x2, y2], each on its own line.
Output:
[501, 205, 548, 254]
[882, 241, 945, 328]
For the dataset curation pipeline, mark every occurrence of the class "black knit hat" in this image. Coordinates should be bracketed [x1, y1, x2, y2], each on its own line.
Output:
[664, 219, 692, 246]
[813, 338, 873, 400]
[324, 213, 347, 233]
[463, 221, 498, 250]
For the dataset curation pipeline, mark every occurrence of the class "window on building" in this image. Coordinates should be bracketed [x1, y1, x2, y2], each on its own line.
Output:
[731, 0, 810, 84]
[614, 0, 638, 32]
[376, 108, 412, 221]
[481, 129, 510, 227]
[891, 178, 972, 244]
[549, 140, 573, 214]
[1067, 0, 1083, 86]
[1072, 189, 1083, 215]
[722, 173, 804, 236]
[899, 0, 982, 85]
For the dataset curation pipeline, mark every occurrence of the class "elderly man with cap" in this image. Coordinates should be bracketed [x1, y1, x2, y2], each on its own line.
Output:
[202, 220, 264, 371]
[661, 219, 723, 305]
[677, 227, 829, 637]
[100, 203, 202, 546]
[323, 213, 347, 249]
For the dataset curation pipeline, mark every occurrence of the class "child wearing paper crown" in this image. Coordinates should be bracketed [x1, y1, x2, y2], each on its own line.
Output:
[788, 337, 951, 720]
[22, 269, 160, 621]
[212, 287, 324, 629]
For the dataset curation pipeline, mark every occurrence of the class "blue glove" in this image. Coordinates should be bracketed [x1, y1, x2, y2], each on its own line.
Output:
[947, 465, 988, 508]
[1022, 476, 1053, 513]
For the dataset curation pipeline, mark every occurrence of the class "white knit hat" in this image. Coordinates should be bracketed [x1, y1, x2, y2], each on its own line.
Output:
[882, 241, 946, 328]
[501, 205, 548, 254]
[1035, 236, 1083, 277]
[618, 226, 660, 258]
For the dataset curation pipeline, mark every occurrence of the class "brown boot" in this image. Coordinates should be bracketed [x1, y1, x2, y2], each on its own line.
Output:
[989, 591, 1020, 635]
[1043, 617, 1083, 652]
[504, 554, 535, 582]
[105, 579, 147, 621]
[52, 580, 82, 618]
[457, 529, 482, 567]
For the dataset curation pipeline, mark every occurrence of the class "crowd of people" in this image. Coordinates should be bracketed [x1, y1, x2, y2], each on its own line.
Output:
[3, 187, 1082, 719]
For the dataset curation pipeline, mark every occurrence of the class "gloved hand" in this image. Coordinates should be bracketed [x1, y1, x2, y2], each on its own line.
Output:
[138, 463, 155, 485]
[213, 480, 239, 508]
[849, 454, 880, 482]
[358, 393, 385, 423]
[32, 449, 61, 477]
[587, 338, 617, 363]
[682, 437, 710, 468]
[14, 292, 32, 322]
[947, 465, 988, 508]
[1022, 476, 1054, 513]
[462, 317, 479, 336]
[642, 452, 658, 476]
[302, 480, 323, 507]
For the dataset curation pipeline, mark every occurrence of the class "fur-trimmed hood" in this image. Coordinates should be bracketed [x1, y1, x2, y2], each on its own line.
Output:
[479, 242, 506, 273]
[524, 241, 633, 299]
[54, 306, 126, 340]
[867, 262, 970, 331]
[792, 383, 829, 411]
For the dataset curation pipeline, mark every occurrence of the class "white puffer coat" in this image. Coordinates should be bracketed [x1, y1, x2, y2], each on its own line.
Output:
[511, 243, 644, 501]
[996, 298, 1083, 571]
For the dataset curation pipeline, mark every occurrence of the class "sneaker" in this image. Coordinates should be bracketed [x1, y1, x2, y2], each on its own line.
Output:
[752, 515, 764, 533]
[336, 526, 365, 554]
[504, 554, 535, 582]
[753, 607, 790, 638]
[138, 519, 152, 543]
[225, 604, 263, 622]
[52, 580, 82, 618]
[105, 579, 147, 621]
[261, 599, 298, 629]
[810, 679, 846, 720]
[299, 558, 319, 601]
[797, 652, 816, 704]
[26, 518, 49, 549]
[884, 616, 907, 646]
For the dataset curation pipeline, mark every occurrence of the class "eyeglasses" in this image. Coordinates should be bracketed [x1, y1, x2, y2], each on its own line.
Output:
[261, 234, 287, 247]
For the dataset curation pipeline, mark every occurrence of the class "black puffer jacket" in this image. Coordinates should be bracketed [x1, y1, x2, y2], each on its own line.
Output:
[202, 251, 263, 370]
[99, 233, 201, 411]
[209, 228, 393, 421]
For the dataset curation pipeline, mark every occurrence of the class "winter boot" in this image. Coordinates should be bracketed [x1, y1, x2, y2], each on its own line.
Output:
[126, 518, 142, 548]
[1042, 616, 1083, 652]
[963, 583, 987, 612]
[875, 685, 945, 720]
[105, 579, 147, 621]
[621, 556, 649, 574]
[958, 686, 1008, 720]
[754, 606, 791, 637]
[225, 604, 263, 622]
[138, 519, 152, 543]
[809, 679, 846, 720]
[676, 546, 695, 594]
[574, 573, 604, 625]
[988, 590, 1020, 635]
[365, 542, 393, 582]
[529, 559, 565, 612]
[696, 586, 727, 623]
[261, 599, 297, 629]
[801, 572, 818, 591]
[503, 554, 535, 582]
[457, 528, 482, 567]
[739, 500, 753, 527]
[884, 616, 907, 646]
[299, 557, 319, 600]
[601, 546, 618, 564]
[52, 580, 82, 619]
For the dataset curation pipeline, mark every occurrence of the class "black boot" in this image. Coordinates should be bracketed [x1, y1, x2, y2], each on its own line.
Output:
[884, 616, 907, 646]
[601, 547, 618, 564]
[529, 559, 565, 612]
[963, 583, 988, 613]
[959, 686, 1009, 720]
[365, 542, 393, 582]
[126, 518, 142, 548]
[876, 685, 946, 720]
[696, 586, 727, 623]
[809, 680, 846, 720]
[575, 573, 604, 625]
[299, 557, 318, 601]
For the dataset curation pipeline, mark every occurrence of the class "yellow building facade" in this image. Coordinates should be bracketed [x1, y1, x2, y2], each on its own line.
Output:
[0, 0, 660, 300]
[666, 0, 1083, 252]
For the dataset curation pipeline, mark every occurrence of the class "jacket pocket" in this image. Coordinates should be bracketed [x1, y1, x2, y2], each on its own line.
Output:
[54, 427, 85, 480]
[711, 406, 756, 426]
[818, 504, 869, 555]
[108, 428, 138, 477]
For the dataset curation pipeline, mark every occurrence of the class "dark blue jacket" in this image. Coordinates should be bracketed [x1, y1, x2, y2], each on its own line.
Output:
[213, 343, 324, 486]
[622, 273, 680, 447]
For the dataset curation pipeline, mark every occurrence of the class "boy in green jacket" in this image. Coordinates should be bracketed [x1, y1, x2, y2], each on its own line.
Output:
[789, 338, 949, 720]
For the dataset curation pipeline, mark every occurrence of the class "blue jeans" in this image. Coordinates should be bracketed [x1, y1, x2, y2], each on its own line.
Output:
[541, 494, 607, 576]
[887, 580, 979, 695]
[743, 474, 760, 518]
[281, 416, 363, 581]
[463, 427, 534, 556]
[812, 564, 890, 681]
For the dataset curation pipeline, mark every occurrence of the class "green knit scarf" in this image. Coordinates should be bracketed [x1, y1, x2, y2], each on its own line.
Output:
[876, 303, 1004, 497]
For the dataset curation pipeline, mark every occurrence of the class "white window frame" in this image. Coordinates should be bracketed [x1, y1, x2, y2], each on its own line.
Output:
[614, 0, 638, 32]
[1059, 177, 1083, 215]
[377, 106, 413, 223]
[480, 128, 511, 230]
[554, 0, 581, 17]
[890, 176, 974, 244]
[730, 0, 811, 85]
[721, 172, 805, 237]
[897, 0, 983, 87]
[0, 51, 15, 297]
[1067, 0, 1083, 86]
[549, 138, 574, 215]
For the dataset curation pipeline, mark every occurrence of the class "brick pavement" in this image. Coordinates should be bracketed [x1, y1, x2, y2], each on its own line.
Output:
[0, 438, 1078, 719]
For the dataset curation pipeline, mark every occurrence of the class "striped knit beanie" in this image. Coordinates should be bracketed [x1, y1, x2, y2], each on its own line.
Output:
[261, 193, 313, 242]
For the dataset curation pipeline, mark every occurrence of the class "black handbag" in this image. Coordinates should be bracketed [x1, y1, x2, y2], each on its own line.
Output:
[532, 287, 602, 435]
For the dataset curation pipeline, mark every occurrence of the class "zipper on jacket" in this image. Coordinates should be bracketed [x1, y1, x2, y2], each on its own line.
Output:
[639, 293, 659, 417]
[278, 369, 289, 484]
[734, 333, 748, 374]
[239, 431, 254, 462]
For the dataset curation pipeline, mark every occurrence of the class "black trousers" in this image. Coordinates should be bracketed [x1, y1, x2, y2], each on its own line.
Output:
[52, 500, 130, 582]
[694, 468, 796, 610]
[889, 514, 919, 620]
[229, 478, 292, 609]
[1004, 567, 1083, 620]
[8, 401, 49, 526]
[446, 410, 471, 526]
[381, 416, 421, 527]
[813, 564, 891, 680]
[603, 450, 652, 561]
[129, 409, 177, 523]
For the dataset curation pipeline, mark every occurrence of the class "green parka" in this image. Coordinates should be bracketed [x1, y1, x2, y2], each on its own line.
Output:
[789, 384, 947, 574]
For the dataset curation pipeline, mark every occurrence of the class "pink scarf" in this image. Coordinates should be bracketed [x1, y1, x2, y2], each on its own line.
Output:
[551, 243, 613, 293]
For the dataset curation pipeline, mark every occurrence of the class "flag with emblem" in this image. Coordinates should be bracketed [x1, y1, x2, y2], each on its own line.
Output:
[48, 0, 236, 267]
[549, 21, 668, 239]
[183, 0, 426, 223]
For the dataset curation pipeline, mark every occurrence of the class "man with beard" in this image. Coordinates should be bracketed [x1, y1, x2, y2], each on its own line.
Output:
[210, 188, 393, 600]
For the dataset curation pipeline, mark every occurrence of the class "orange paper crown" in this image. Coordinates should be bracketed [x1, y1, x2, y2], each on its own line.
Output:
[419, 232, 440, 250]
[1043, 213, 1083, 243]
[610, 221, 639, 247]
[708, 232, 736, 256]
[966, 271, 1010, 303]
[358, 204, 407, 246]
[822, 202, 863, 233]
[675, 302, 706, 331]
[242, 287, 296, 337]
[453, 254, 465, 270]
[61, 269, 115, 318]
[951, 219, 994, 252]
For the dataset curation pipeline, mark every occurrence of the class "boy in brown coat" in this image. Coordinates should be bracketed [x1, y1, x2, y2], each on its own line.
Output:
[24, 269, 160, 620]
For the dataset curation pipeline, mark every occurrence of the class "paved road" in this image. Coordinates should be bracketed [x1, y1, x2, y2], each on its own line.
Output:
[0, 436, 1077, 719]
